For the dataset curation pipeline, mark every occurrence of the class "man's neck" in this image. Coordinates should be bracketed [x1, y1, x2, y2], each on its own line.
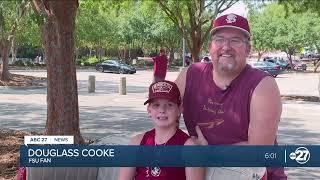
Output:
[212, 70, 239, 90]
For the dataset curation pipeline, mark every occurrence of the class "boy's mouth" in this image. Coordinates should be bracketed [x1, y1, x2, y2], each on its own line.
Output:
[157, 116, 168, 121]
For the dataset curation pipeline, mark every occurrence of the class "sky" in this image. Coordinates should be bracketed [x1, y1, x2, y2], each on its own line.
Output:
[220, 1, 248, 17]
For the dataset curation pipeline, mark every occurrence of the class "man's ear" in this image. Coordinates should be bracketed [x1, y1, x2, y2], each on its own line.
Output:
[208, 40, 213, 51]
[246, 43, 251, 57]
[179, 104, 183, 113]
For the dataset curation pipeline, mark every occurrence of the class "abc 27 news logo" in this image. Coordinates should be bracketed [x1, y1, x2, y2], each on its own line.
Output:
[289, 147, 311, 164]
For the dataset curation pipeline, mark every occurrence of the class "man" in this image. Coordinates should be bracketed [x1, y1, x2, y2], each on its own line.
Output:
[175, 13, 287, 179]
[138, 49, 168, 82]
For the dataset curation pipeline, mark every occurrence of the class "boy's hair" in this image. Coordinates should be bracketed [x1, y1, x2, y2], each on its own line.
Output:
[144, 80, 181, 105]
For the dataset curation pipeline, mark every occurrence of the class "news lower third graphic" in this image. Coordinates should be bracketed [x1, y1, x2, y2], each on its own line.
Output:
[21, 136, 318, 167]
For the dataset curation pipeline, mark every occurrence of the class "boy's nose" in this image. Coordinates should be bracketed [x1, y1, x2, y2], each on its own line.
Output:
[158, 105, 167, 112]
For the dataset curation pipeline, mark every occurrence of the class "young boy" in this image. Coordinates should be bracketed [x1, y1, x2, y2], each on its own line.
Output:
[119, 80, 204, 180]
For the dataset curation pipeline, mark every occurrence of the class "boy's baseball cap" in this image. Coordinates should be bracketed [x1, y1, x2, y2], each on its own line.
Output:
[210, 13, 251, 39]
[144, 80, 181, 105]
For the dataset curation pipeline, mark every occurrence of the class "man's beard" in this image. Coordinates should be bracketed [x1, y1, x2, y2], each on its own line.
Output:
[217, 59, 236, 73]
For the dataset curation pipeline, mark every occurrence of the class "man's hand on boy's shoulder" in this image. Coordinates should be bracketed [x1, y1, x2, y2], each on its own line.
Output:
[190, 126, 208, 145]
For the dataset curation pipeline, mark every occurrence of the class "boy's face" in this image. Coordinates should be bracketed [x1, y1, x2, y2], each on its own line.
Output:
[147, 98, 182, 128]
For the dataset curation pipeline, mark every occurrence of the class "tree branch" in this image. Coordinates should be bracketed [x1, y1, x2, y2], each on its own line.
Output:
[218, 0, 238, 14]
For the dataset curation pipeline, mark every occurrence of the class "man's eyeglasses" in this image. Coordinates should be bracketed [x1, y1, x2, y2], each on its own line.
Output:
[212, 37, 248, 48]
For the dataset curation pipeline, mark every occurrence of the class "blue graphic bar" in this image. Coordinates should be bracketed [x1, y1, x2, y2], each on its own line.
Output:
[20, 145, 319, 167]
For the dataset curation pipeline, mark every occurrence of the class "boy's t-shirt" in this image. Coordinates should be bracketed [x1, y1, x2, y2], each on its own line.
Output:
[135, 128, 189, 180]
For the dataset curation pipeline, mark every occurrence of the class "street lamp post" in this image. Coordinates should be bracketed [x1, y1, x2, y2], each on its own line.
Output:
[182, 38, 186, 67]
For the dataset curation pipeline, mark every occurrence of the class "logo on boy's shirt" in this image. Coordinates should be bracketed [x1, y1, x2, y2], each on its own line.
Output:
[152, 82, 172, 93]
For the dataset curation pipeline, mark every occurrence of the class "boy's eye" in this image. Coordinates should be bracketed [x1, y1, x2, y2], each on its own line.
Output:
[152, 103, 160, 107]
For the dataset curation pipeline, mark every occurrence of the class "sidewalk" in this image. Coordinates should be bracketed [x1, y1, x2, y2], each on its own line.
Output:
[1, 70, 320, 179]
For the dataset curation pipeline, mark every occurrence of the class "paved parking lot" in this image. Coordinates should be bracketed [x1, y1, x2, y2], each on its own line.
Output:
[1, 69, 319, 179]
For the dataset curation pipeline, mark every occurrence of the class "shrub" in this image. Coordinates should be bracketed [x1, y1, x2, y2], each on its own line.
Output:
[25, 61, 35, 67]
[13, 60, 26, 66]
[79, 56, 99, 66]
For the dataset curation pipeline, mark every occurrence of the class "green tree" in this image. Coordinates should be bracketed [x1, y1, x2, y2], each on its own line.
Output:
[76, 0, 118, 60]
[249, 3, 314, 64]
[13, 9, 41, 61]
[0, 0, 30, 81]
[155, 0, 238, 62]
[249, 7, 277, 60]
[134, 1, 182, 63]
[279, 0, 320, 71]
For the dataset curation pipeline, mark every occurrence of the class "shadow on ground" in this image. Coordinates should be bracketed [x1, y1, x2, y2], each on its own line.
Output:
[0, 102, 153, 140]
[73, 80, 147, 95]
[278, 116, 320, 179]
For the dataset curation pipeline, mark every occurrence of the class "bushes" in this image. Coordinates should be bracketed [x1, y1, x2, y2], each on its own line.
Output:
[171, 58, 183, 66]
[13, 60, 35, 67]
[13, 60, 26, 66]
[77, 56, 99, 66]
[25, 61, 35, 67]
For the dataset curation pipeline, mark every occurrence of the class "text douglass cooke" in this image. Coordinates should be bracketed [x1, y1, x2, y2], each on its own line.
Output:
[28, 148, 115, 157]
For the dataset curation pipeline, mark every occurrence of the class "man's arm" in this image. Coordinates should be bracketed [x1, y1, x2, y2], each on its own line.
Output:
[184, 138, 205, 180]
[137, 57, 153, 62]
[247, 76, 282, 145]
[174, 67, 189, 100]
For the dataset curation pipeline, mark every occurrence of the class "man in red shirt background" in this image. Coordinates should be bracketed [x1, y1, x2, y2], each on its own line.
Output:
[138, 49, 168, 83]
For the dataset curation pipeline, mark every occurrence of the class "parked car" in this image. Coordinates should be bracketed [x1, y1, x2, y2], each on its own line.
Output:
[95, 60, 136, 74]
[264, 58, 290, 70]
[292, 60, 307, 71]
[201, 56, 211, 63]
[299, 52, 319, 59]
[247, 61, 282, 77]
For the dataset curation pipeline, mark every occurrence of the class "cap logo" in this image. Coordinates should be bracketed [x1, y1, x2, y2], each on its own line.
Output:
[225, 14, 237, 23]
[152, 82, 172, 93]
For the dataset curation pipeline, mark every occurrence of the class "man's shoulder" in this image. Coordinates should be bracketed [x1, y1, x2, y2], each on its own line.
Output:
[246, 64, 270, 77]
[187, 62, 212, 75]
[241, 65, 271, 85]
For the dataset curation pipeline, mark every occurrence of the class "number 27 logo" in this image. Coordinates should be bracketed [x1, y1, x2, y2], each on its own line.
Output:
[289, 147, 310, 164]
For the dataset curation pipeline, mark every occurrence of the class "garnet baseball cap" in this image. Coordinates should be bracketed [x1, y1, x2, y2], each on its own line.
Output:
[210, 13, 251, 39]
[144, 80, 181, 105]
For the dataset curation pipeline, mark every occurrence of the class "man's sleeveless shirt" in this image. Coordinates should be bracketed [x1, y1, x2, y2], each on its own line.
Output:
[183, 63, 287, 179]
[183, 63, 268, 144]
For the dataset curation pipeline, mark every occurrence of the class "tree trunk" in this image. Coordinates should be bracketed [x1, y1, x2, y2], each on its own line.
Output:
[258, 51, 264, 61]
[188, 33, 202, 63]
[0, 40, 12, 81]
[318, 74, 320, 101]
[285, 52, 293, 70]
[169, 49, 175, 67]
[33, 0, 84, 144]
[314, 60, 320, 72]
[11, 36, 17, 64]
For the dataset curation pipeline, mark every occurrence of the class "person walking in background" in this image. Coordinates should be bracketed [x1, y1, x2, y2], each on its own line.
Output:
[175, 13, 286, 179]
[119, 80, 204, 180]
[138, 49, 168, 83]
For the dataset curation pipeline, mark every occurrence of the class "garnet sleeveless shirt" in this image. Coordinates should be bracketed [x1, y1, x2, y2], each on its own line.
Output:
[183, 63, 268, 144]
[135, 128, 189, 180]
[183, 62, 287, 179]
